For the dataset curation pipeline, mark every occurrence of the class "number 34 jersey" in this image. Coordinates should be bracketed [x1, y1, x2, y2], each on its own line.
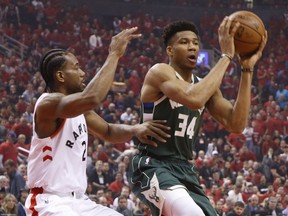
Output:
[139, 73, 205, 161]
[27, 93, 88, 194]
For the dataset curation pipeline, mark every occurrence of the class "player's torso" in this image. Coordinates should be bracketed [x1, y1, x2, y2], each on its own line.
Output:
[139, 74, 205, 161]
[27, 95, 88, 193]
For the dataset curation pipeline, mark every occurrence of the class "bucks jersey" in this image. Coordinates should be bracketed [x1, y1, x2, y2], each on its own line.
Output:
[139, 72, 204, 161]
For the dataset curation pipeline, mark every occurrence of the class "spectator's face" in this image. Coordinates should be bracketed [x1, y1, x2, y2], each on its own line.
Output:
[20, 191, 28, 205]
[268, 199, 277, 210]
[233, 206, 244, 215]
[118, 198, 128, 209]
[215, 201, 223, 211]
[250, 196, 258, 206]
[98, 197, 108, 206]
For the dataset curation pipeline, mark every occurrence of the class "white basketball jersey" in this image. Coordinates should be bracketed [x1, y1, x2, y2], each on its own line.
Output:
[27, 93, 88, 194]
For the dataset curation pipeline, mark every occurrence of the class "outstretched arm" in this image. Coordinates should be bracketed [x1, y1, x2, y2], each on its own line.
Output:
[85, 110, 170, 147]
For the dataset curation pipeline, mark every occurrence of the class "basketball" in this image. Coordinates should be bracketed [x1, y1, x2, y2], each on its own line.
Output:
[229, 10, 266, 57]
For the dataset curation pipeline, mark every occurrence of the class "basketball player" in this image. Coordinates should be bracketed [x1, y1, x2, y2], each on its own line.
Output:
[25, 27, 170, 216]
[130, 18, 267, 216]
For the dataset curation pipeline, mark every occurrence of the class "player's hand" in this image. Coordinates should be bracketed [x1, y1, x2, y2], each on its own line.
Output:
[239, 30, 268, 69]
[109, 27, 142, 57]
[218, 16, 240, 58]
[134, 120, 171, 147]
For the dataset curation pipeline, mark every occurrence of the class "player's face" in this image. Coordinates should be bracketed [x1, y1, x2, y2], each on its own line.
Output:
[61, 53, 86, 94]
[167, 31, 199, 70]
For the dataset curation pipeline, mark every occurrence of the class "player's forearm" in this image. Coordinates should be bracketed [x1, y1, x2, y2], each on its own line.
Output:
[82, 53, 120, 105]
[230, 72, 253, 132]
[189, 57, 231, 106]
[103, 123, 135, 143]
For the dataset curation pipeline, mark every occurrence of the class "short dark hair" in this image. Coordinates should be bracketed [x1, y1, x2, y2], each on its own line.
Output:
[234, 201, 245, 208]
[40, 49, 67, 91]
[162, 20, 199, 47]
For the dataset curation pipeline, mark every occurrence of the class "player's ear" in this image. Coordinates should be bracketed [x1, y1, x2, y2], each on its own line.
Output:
[166, 46, 173, 56]
[55, 71, 64, 83]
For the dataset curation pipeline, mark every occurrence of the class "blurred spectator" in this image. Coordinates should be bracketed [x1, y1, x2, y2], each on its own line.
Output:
[115, 195, 133, 216]
[275, 83, 288, 110]
[199, 159, 213, 188]
[15, 134, 30, 163]
[227, 132, 246, 151]
[3, 3, 21, 27]
[215, 199, 225, 216]
[98, 195, 111, 208]
[262, 196, 282, 216]
[89, 29, 103, 50]
[239, 145, 257, 162]
[102, 161, 115, 184]
[108, 172, 125, 199]
[226, 201, 246, 216]
[113, 185, 135, 210]
[228, 184, 244, 204]
[244, 194, 263, 216]
[21, 83, 35, 103]
[0, 175, 9, 194]
[127, 70, 141, 95]
[87, 160, 109, 194]
[31, 0, 44, 24]
[17, 188, 28, 216]
[4, 159, 26, 199]
[12, 116, 32, 144]
[0, 193, 18, 215]
[0, 118, 8, 143]
[0, 131, 18, 167]
[242, 182, 254, 204]
[230, 153, 244, 174]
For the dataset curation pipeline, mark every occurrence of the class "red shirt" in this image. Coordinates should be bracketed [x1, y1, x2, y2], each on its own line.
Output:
[0, 142, 18, 165]
[108, 181, 124, 196]
[239, 151, 257, 161]
[227, 133, 246, 150]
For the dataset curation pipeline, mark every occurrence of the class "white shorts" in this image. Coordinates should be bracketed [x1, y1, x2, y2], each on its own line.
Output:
[25, 189, 121, 216]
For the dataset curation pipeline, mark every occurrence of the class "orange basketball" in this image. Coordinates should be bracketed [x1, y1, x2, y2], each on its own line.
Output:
[229, 10, 266, 57]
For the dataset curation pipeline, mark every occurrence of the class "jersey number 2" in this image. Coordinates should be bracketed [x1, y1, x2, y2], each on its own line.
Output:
[82, 141, 86, 161]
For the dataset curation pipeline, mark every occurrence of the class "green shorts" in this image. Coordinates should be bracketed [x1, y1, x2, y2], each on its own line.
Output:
[129, 154, 217, 216]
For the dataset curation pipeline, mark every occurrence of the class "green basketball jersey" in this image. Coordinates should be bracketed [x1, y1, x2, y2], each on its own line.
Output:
[138, 72, 205, 161]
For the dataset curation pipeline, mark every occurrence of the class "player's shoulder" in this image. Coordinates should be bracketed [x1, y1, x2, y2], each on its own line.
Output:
[35, 92, 65, 113]
[37, 92, 65, 104]
[148, 63, 175, 78]
[150, 63, 172, 71]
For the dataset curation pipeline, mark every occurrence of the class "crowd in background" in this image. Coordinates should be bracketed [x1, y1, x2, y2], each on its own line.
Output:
[0, 0, 287, 215]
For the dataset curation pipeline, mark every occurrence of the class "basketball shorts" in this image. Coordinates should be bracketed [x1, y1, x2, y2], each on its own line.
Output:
[129, 154, 217, 216]
[25, 187, 122, 216]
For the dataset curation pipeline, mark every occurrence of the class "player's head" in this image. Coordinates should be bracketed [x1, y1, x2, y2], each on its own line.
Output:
[162, 20, 199, 47]
[40, 49, 85, 93]
[40, 49, 67, 91]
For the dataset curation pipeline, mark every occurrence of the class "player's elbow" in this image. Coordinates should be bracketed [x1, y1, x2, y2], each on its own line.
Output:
[229, 121, 246, 134]
[187, 98, 206, 110]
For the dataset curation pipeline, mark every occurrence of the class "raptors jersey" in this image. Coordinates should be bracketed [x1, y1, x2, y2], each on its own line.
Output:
[139, 72, 205, 161]
[27, 93, 88, 194]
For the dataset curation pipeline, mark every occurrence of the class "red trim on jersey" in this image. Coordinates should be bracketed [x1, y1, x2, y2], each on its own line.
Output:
[50, 118, 66, 139]
[29, 187, 44, 216]
[43, 155, 53, 161]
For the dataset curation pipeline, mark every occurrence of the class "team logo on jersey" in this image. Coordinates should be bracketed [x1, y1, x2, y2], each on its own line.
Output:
[145, 157, 150, 165]
[141, 173, 164, 210]
[149, 186, 160, 202]
[42, 146, 52, 161]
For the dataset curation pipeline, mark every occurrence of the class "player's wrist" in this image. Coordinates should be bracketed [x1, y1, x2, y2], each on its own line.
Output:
[221, 53, 233, 61]
[241, 67, 254, 73]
